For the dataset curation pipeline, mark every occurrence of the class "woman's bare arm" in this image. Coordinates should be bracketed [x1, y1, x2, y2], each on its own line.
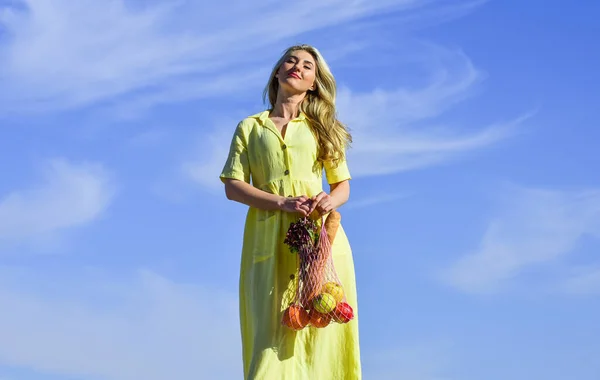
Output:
[329, 180, 350, 209]
[223, 178, 311, 216]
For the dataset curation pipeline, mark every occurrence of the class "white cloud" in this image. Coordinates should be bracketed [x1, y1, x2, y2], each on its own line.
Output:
[0, 158, 114, 247]
[0, 0, 428, 115]
[0, 268, 241, 380]
[337, 43, 533, 177]
[441, 184, 600, 294]
[1, 1, 516, 186]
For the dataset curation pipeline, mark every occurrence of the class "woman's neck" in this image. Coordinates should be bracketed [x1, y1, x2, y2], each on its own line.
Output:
[271, 92, 306, 120]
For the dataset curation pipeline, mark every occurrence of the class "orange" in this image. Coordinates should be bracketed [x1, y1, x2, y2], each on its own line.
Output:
[309, 309, 332, 328]
[282, 305, 310, 330]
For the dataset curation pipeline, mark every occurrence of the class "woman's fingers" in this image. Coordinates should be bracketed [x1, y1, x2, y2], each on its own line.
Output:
[283, 195, 334, 216]
[290, 196, 310, 216]
[296, 201, 310, 215]
[312, 192, 334, 216]
[309, 192, 326, 214]
[316, 197, 334, 215]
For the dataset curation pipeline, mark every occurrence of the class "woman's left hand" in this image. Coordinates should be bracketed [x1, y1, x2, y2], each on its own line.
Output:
[309, 191, 335, 216]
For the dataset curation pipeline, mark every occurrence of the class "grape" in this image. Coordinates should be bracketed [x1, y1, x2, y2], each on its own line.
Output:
[284, 217, 318, 254]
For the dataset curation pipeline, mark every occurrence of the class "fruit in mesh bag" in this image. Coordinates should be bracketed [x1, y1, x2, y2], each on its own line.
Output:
[322, 281, 344, 303]
[309, 309, 332, 328]
[333, 302, 354, 323]
[282, 305, 310, 330]
[312, 292, 337, 314]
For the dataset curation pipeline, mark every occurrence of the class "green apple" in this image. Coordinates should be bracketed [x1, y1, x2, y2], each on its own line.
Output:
[313, 293, 336, 314]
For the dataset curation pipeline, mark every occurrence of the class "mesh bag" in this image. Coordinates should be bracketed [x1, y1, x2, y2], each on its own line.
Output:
[281, 210, 355, 330]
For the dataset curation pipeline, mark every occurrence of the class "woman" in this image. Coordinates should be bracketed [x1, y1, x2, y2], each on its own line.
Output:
[220, 44, 362, 380]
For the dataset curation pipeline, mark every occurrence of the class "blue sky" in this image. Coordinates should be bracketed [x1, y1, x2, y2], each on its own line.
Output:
[0, 0, 599, 379]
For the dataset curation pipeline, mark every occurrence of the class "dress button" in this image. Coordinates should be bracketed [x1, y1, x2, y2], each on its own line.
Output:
[289, 274, 295, 280]
[282, 144, 287, 150]
[284, 169, 290, 175]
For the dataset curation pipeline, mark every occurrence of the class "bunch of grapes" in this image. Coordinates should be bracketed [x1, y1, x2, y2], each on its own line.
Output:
[284, 217, 318, 255]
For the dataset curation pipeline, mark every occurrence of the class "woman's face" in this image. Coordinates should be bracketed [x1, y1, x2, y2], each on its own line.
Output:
[276, 50, 317, 95]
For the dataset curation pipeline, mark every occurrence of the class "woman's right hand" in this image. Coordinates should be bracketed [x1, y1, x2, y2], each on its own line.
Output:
[279, 196, 312, 216]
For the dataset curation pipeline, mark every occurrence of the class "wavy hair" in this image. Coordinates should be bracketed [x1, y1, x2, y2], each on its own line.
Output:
[263, 44, 352, 167]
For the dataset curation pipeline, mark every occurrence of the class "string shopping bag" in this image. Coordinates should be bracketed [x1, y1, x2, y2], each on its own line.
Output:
[281, 210, 355, 330]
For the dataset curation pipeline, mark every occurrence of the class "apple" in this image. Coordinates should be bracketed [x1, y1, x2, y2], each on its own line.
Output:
[322, 281, 344, 303]
[312, 293, 336, 314]
[333, 302, 354, 323]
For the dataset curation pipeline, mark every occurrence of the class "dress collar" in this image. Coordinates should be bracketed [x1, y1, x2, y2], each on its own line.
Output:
[256, 109, 307, 124]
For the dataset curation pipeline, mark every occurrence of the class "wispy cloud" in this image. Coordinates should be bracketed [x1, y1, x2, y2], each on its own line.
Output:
[1, 0, 516, 187]
[0, 0, 427, 116]
[0, 268, 241, 380]
[440, 184, 600, 294]
[337, 43, 534, 177]
[0, 158, 114, 249]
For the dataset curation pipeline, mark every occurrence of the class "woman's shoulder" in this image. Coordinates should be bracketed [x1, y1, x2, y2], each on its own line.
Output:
[240, 110, 269, 124]
[234, 110, 270, 131]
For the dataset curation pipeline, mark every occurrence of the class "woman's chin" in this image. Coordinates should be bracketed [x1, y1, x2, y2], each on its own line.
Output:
[279, 82, 310, 96]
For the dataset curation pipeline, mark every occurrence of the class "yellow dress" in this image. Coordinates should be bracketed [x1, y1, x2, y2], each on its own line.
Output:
[220, 110, 362, 380]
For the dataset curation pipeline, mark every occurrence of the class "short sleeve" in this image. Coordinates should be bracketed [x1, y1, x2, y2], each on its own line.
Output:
[219, 121, 251, 184]
[323, 155, 351, 184]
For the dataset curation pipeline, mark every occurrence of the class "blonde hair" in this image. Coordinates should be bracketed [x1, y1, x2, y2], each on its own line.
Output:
[263, 44, 352, 167]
